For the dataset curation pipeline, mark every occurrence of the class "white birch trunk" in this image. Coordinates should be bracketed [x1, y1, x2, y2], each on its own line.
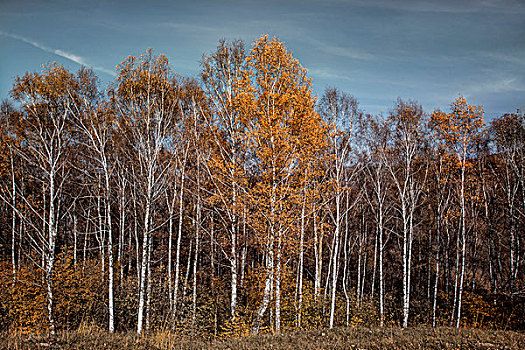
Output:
[456, 154, 467, 328]
[172, 166, 185, 320]
[104, 167, 115, 333]
[11, 156, 16, 281]
[329, 197, 340, 328]
[314, 203, 322, 302]
[192, 175, 201, 326]
[46, 167, 57, 336]
[136, 173, 153, 334]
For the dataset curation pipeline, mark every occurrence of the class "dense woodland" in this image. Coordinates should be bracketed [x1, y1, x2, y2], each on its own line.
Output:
[0, 36, 523, 337]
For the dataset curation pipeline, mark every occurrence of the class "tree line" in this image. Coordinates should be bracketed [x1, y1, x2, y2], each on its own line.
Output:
[0, 36, 523, 336]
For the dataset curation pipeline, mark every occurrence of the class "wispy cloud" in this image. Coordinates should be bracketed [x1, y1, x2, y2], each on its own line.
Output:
[162, 22, 219, 35]
[0, 31, 116, 76]
[309, 67, 355, 81]
[465, 77, 525, 96]
[306, 38, 376, 61]
[482, 51, 525, 67]
[343, 0, 525, 14]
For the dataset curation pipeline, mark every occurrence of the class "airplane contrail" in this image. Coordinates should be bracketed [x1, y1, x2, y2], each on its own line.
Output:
[1, 31, 116, 77]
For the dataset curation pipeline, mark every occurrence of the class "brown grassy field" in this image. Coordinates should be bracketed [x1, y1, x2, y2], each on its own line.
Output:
[2, 326, 525, 349]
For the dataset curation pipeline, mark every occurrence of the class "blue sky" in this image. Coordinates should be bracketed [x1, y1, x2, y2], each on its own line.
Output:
[1, 0, 524, 118]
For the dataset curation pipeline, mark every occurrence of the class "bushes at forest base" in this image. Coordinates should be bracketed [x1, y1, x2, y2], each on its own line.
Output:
[0, 262, 47, 333]
[1, 257, 524, 335]
[434, 291, 525, 329]
[0, 256, 106, 334]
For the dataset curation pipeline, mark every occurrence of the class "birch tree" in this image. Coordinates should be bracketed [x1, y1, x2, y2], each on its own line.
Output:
[361, 114, 392, 326]
[491, 113, 525, 293]
[70, 72, 118, 332]
[386, 99, 428, 328]
[6, 64, 89, 335]
[319, 87, 361, 328]
[114, 50, 180, 334]
[238, 36, 322, 334]
[201, 39, 247, 318]
[431, 96, 485, 328]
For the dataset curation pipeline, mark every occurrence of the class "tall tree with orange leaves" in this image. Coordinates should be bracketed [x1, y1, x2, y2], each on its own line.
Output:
[431, 96, 485, 328]
[237, 36, 324, 334]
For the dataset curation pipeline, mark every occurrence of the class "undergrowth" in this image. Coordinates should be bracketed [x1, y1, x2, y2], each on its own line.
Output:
[1, 326, 524, 349]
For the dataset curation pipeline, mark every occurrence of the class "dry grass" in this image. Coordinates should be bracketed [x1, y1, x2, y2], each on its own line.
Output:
[1, 326, 524, 349]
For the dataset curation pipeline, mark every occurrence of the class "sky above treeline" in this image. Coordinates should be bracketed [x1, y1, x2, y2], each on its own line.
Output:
[1, 0, 524, 118]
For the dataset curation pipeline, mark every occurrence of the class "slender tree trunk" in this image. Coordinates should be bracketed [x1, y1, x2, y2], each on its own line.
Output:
[166, 187, 176, 312]
[329, 190, 341, 328]
[509, 201, 516, 293]
[297, 187, 306, 328]
[210, 213, 218, 336]
[371, 226, 378, 300]
[183, 237, 193, 298]
[252, 172, 277, 334]
[451, 219, 460, 326]
[323, 233, 334, 317]
[445, 223, 450, 295]
[342, 194, 350, 327]
[314, 203, 322, 302]
[402, 203, 410, 328]
[104, 168, 115, 333]
[145, 234, 153, 333]
[18, 215, 23, 272]
[97, 184, 105, 277]
[46, 168, 57, 336]
[432, 213, 441, 327]
[457, 227, 466, 328]
[240, 207, 247, 289]
[275, 163, 282, 333]
[357, 215, 363, 308]
[83, 208, 90, 272]
[137, 176, 153, 334]
[427, 228, 432, 300]
[275, 227, 282, 333]
[133, 183, 140, 285]
[406, 209, 414, 328]
[456, 161, 466, 328]
[240, 238, 247, 288]
[173, 166, 185, 320]
[379, 208, 384, 327]
[192, 180, 201, 327]
[73, 214, 77, 267]
[119, 180, 126, 283]
[361, 245, 368, 303]
[252, 239, 274, 334]
[11, 157, 16, 281]
[230, 170, 238, 318]
[488, 241, 495, 294]
[42, 183, 46, 275]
